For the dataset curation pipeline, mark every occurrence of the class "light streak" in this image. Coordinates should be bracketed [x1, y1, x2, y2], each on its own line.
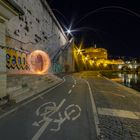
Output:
[28, 50, 50, 74]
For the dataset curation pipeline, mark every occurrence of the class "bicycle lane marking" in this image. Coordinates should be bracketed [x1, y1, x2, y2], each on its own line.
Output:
[31, 98, 82, 140]
[68, 89, 72, 94]
[32, 99, 66, 140]
[0, 76, 68, 120]
[72, 85, 75, 88]
[72, 76, 77, 85]
[67, 76, 77, 95]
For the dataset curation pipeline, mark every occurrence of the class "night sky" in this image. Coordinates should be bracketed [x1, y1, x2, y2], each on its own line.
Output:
[47, 0, 140, 58]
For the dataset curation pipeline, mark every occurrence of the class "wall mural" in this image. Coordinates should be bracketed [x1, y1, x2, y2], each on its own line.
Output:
[0, 46, 29, 70]
[6, 48, 29, 70]
[0, 46, 51, 74]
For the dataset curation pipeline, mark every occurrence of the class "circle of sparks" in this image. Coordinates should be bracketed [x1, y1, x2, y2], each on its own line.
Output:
[28, 50, 50, 74]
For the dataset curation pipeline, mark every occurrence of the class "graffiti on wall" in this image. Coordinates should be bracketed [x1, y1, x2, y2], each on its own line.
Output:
[0, 46, 51, 74]
[53, 63, 63, 73]
[6, 48, 29, 70]
[0, 46, 29, 70]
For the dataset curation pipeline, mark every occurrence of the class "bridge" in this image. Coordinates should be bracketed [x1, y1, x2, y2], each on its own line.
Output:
[117, 62, 140, 72]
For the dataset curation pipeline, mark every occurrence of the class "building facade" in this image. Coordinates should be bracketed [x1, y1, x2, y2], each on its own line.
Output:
[83, 47, 108, 60]
[74, 45, 124, 71]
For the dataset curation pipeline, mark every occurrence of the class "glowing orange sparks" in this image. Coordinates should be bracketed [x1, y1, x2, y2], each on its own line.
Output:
[28, 50, 50, 74]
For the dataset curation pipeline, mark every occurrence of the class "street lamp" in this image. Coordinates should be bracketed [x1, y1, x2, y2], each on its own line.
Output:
[67, 29, 71, 34]
[85, 57, 88, 61]
[77, 49, 81, 53]
[66, 29, 73, 39]
[77, 49, 83, 55]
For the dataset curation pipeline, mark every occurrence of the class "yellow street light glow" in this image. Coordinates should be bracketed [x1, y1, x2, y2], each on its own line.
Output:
[96, 63, 100, 66]
[76, 49, 82, 55]
[77, 49, 81, 53]
[104, 63, 107, 67]
[89, 60, 93, 65]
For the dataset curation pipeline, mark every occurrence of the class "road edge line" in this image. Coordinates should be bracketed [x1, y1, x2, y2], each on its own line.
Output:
[85, 80, 101, 138]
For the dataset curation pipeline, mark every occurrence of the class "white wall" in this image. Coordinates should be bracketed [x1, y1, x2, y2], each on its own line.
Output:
[6, 0, 67, 53]
[5, 0, 68, 74]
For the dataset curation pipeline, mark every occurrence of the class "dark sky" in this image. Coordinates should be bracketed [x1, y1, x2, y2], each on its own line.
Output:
[47, 0, 140, 58]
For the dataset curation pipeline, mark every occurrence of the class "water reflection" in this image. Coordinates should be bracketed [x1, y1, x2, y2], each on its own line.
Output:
[117, 73, 140, 91]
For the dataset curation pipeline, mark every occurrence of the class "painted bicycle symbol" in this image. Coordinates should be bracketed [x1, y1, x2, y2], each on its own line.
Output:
[32, 99, 81, 140]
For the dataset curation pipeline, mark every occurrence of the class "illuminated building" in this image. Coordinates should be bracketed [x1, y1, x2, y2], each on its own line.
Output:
[73, 44, 124, 71]
[83, 47, 108, 60]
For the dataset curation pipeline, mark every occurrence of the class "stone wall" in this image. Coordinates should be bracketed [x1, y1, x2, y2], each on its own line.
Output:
[0, 22, 6, 98]
[0, 0, 74, 101]
[5, 0, 68, 74]
[0, 23, 6, 46]
[0, 48, 6, 98]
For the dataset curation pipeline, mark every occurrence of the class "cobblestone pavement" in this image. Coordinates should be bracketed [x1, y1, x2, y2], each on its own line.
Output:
[75, 71, 140, 140]
[99, 115, 140, 140]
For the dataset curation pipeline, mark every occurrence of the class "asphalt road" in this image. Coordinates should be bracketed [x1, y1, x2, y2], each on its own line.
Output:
[0, 74, 97, 140]
[0, 71, 140, 140]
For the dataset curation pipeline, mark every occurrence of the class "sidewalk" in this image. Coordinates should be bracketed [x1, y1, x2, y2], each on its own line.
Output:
[7, 74, 63, 103]
[88, 75, 140, 140]
[0, 74, 64, 118]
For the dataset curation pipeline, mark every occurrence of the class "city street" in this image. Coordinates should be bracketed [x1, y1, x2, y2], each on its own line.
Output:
[0, 71, 140, 140]
[0, 0, 140, 140]
[0, 73, 97, 140]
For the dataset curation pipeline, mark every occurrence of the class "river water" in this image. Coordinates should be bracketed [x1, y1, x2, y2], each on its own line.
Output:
[107, 73, 140, 92]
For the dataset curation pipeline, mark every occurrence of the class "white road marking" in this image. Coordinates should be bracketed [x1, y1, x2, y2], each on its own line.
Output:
[85, 80, 101, 138]
[0, 76, 66, 120]
[0, 108, 19, 120]
[32, 99, 66, 140]
[98, 108, 140, 119]
[64, 104, 81, 121]
[72, 76, 77, 85]
[72, 85, 75, 88]
[32, 118, 52, 140]
[32, 99, 81, 139]
[74, 80, 76, 85]
[68, 89, 72, 94]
